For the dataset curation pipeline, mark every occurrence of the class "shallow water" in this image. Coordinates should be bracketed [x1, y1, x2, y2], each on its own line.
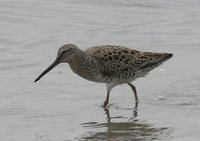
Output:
[1, 0, 200, 141]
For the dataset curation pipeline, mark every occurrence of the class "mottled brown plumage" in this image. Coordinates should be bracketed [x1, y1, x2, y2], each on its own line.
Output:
[34, 44, 173, 108]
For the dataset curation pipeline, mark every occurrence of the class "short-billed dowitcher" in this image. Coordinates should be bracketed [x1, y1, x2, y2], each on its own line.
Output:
[34, 44, 173, 107]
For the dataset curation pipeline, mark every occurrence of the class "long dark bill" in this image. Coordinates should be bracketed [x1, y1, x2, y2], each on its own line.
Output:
[34, 58, 60, 83]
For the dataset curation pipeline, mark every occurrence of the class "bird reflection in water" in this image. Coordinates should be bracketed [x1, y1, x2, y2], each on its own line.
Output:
[105, 102, 138, 123]
[80, 102, 172, 141]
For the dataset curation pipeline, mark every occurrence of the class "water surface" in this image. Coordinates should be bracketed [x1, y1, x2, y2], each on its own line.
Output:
[1, 0, 200, 141]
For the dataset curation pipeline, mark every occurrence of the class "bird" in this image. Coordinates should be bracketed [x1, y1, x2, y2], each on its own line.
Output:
[34, 44, 173, 108]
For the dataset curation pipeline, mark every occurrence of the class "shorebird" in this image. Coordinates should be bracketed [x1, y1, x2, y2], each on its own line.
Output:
[34, 44, 173, 107]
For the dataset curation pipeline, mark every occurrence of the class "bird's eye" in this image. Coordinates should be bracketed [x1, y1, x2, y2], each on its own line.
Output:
[63, 50, 67, 54]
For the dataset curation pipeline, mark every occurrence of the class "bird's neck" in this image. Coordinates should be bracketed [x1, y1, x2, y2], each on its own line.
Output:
[68, 51, 86, 75]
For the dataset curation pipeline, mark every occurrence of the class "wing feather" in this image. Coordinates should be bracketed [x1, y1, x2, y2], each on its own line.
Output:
[84, 46, 169, 77]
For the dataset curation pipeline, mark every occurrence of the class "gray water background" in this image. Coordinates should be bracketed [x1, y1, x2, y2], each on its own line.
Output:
[0, 0, 200, 141]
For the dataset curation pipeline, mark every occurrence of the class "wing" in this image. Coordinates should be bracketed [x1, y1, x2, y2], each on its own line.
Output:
[84, 45, 171, 77]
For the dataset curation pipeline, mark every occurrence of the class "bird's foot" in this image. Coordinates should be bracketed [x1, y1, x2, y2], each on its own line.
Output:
[103, 100, 109, 106]
[103, 100, 109, 109]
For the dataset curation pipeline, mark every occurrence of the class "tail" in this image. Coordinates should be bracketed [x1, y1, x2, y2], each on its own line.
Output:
[139, 53, 173, 70]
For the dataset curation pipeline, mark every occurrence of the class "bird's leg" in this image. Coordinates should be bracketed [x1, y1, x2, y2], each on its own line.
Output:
[103, 92, 110, 108]
[103, 83, 115, 108]
[128, 83, 138, 101]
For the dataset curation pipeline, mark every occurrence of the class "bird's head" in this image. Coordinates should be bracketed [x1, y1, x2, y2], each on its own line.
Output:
[57, 44, 80, 63]
[34, 44, 81, 82]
